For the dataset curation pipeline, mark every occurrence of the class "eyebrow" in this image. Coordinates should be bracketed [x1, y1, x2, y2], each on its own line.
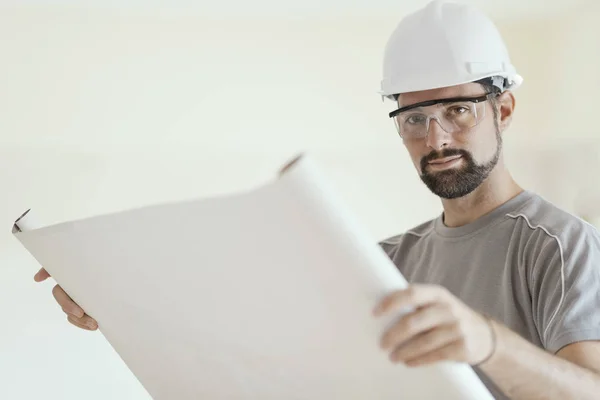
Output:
[390, 93, 491, 118]
[405, 106, 425, 112]
[400, 96, 474, 109]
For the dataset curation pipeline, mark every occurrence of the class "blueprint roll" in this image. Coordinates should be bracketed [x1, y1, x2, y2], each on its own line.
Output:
[13, 153, 494, 400]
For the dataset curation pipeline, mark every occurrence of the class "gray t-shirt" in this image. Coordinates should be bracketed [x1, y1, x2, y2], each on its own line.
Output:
[379, 190, 600, 399]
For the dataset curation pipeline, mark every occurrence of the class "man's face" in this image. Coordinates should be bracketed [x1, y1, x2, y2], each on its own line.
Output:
[396, 83, 502, 199]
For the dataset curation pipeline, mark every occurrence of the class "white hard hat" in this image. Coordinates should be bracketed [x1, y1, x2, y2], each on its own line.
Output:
[380, 0, 523, 100]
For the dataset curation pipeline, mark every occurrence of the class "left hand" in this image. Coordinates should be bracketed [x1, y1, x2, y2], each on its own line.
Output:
[373, 284, 495, 367]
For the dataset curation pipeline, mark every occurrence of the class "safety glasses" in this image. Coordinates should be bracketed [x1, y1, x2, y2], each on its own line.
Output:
[389, 93, 498, 139]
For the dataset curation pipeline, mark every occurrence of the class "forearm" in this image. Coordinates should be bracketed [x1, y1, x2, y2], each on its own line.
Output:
[480, 321, 600, 400]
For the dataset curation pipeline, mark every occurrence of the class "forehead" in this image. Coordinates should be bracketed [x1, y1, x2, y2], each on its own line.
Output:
[397, 82, 486, 108]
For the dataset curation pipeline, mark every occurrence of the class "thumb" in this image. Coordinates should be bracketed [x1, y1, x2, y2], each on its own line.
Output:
[34, 268, 51, 282]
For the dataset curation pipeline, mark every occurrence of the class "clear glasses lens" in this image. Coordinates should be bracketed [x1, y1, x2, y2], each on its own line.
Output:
[394, 101, 487, 139]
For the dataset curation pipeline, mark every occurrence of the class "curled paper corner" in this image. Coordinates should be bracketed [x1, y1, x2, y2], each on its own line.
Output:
[278, 153, 305, 176]
[12, 209, 35, 233]
[12, 208, 31, 233]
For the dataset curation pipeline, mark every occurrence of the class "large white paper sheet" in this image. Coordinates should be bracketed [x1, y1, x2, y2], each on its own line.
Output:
[13, 154, 492, 399]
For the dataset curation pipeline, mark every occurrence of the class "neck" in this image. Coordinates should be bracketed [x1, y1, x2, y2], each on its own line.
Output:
[440, 162, 523, 228]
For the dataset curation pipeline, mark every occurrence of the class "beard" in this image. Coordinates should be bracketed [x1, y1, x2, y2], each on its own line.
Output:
[419, 132, 502, 200]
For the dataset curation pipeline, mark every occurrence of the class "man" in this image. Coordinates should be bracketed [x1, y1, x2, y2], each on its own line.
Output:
[34, 0, 600, 399]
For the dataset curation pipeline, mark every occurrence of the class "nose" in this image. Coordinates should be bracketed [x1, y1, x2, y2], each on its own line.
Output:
[425, 118, 451, 151]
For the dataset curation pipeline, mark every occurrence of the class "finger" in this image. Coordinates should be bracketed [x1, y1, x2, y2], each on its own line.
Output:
[69, 314, 98, 330]
[389, 324, 461, 363]
[67, 315, 98, 331]
[381, 303, 456, 350]
[374, 284, 449, 316]
[34, 268, 51, 282]
[404, 339, 465, 367]
[52, 285, 84, 318]
[63, 310, 98, 330]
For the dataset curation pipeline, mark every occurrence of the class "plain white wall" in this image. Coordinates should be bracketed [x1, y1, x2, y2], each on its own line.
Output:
[1, 3, 599, 399]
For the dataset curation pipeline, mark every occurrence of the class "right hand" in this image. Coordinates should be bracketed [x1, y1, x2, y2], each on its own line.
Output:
[34, 268, 98, 331]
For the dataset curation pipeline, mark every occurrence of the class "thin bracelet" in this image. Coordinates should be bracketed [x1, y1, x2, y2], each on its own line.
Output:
[474, 315, 497, 366]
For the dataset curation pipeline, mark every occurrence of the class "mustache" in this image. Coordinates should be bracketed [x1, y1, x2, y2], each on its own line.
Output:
[420, 148, 471, 171]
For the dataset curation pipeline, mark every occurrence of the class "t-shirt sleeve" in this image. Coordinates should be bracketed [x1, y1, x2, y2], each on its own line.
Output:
[531, 225, 600, 353]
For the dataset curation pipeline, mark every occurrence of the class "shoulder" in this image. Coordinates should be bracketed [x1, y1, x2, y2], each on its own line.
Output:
[505, 192, 600, 264]
[513, 194, 600, 351]
[505, 192, 600, 248]
[378, 218, 437, 256]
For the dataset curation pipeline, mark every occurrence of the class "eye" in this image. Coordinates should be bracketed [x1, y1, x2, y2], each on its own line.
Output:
[405, 114, 427, 125]
[448, 106, 469, 115]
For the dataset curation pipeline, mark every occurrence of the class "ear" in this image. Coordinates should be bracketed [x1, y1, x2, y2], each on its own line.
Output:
[497, 91, 516, 132]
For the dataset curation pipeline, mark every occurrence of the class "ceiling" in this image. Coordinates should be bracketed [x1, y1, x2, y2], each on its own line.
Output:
[1, 0, 593, 21]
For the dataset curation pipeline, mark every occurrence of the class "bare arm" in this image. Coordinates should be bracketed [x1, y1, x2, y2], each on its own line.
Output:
[374, 285, 600, 400]
[480, 321, 600, 400]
